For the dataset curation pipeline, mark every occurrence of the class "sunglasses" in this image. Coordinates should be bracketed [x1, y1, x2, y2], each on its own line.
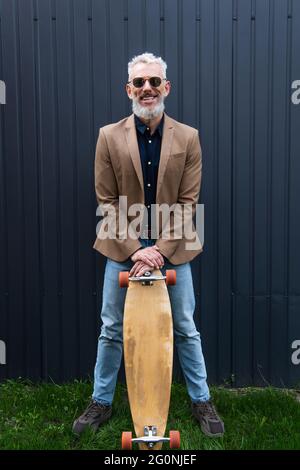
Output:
[128, 76, 167, 88]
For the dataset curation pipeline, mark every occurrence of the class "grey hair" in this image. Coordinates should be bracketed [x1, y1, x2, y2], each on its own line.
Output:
[128, 52, 167, 80]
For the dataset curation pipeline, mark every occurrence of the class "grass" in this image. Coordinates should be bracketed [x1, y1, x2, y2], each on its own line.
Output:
[0, 379, 300, 450]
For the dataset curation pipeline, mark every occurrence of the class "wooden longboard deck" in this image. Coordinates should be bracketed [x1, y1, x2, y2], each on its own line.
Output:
[123, 270, 173, 450]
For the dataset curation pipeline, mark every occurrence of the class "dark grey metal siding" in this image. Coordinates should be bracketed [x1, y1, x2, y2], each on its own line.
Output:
[0, 0, 299, 387]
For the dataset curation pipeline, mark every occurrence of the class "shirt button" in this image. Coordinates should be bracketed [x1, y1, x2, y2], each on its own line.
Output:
[147, 183, 151, 187]
[148, 140, 152, 143]
[148, 161, 151, 165]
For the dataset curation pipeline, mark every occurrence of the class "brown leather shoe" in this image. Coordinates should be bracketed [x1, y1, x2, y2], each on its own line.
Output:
[192, 400, 224, 437]
[72, 400, 112, 435]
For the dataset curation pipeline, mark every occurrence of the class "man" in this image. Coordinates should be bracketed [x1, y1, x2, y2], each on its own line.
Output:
[73, 52, 224, 438]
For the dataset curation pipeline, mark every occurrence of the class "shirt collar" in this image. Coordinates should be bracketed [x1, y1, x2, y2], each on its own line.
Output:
[134, 114, 164, 137]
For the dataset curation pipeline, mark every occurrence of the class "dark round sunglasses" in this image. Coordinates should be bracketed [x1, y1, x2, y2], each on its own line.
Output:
[128, 76, 167, 88]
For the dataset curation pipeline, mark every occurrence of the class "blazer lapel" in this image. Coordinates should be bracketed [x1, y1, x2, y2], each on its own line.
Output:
[157, 113, 174, 198]
[124, 113, 174, 198]
[125, 114, 144, 191]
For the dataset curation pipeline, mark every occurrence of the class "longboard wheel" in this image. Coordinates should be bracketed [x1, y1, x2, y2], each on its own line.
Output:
[119, 271, 129, 288]
[169, 430, 180, 449]
[121, 431, 132, 450]
[166, 269, 176, 286]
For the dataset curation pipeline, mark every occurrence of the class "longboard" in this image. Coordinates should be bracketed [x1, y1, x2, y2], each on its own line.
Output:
[119, 269, 180, 450]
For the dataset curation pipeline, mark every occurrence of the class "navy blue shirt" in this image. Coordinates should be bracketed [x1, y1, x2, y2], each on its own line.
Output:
[134, 114, 164, 233]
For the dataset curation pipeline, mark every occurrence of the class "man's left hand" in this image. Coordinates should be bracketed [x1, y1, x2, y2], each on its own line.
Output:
[131, 245, 164, 269]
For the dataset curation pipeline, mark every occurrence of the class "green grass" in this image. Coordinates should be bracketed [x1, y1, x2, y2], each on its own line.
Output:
[0, 379, 299, 450]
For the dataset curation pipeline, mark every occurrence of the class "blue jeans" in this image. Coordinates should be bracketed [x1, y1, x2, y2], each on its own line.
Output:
[92, 240, 210, 405]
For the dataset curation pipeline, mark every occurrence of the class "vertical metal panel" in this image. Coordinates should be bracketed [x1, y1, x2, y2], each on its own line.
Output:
[0, 0, 8, 376]
[55, 0, 80, 381]
[216, 0, 233, 387]
[288, 0, 300, 386]
[0, 0, 300, 387]
[128, 0, 145, 58]
[164, 0, 179, 119]
[270, 0, 289, 387]
[18, 0, 42, 380]
[252, 0, 272, 386]
[90, 0, 108, 369]
[109, 0, 127, 121]
[145, 0, 161, 55]
[1, 0, 27, 379]
[232, 0, 253, 386]
[199, 0, 219, 383]
[38, 0, 63, 381]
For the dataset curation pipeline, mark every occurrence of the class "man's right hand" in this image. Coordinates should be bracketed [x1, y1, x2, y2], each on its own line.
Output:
[129, 261, 154, 277]
[130, 245, 164, 270]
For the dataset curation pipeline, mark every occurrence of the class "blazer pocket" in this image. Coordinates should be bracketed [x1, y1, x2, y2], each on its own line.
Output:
[170, 152, 185, 160]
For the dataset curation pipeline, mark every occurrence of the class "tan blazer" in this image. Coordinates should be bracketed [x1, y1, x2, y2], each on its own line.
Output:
[93, 113, 203, 264]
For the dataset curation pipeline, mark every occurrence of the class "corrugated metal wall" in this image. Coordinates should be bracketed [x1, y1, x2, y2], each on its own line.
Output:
[0, 0, 300, 387]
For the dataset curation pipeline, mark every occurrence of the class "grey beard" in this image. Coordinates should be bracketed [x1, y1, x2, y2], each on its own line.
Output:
[132, 97, 165, 120]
